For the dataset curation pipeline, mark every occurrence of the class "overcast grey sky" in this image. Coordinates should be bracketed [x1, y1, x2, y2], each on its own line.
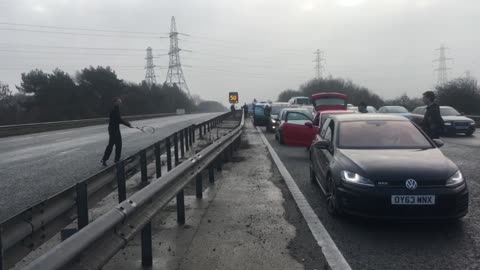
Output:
[0, 0, 479, 105]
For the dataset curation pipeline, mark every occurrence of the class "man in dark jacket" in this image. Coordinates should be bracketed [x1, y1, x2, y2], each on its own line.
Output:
[358, 102, 368, 113]
[421, 91, 444, 139]
[101, 97, 132, 166]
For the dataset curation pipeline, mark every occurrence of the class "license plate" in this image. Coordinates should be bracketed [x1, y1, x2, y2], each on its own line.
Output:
[391, 195, 435, 205]
[456, 126, 468, 129]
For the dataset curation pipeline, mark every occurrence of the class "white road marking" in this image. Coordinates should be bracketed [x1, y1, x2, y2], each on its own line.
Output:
[257, 127, 352, 270]
[56, 147, 81, 156]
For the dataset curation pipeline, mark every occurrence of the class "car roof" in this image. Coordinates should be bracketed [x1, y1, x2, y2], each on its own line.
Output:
[272, 102, 289, 106]
[318, 110, 355, 115]
[332, 114, 409, 122]
[415, 105, 454, 109]
[382, 105, 405, 108]
[282, 107, 310, 112]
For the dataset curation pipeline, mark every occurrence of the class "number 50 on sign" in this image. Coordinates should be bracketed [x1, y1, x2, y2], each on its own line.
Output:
[229, 92, 239, 104]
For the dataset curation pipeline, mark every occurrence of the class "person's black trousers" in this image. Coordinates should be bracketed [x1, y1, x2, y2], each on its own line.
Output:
[102, 130, 122, 162]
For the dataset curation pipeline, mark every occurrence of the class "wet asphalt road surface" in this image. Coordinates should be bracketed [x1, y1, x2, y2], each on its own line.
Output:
[0, 113, 222, 221]
[262, 128, 480, 270]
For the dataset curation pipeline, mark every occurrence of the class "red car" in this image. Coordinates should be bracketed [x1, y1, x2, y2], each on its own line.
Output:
[277, 110, 356, 147]
[311, 92, 347, 112]
[276, 108, 316, 146]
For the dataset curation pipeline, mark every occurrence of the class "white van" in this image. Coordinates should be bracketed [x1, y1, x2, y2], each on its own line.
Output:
[288, 96, 311, 106]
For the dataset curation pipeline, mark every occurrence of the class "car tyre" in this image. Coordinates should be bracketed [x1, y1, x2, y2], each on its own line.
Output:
[326, 175, 343, 217]
[279, 133, 284, 145]
[466, 130, 474, 136]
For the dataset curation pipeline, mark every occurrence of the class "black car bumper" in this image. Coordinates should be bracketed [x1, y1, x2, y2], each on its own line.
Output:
[337, 182, 469, 219]
[444, 125, 476, 135]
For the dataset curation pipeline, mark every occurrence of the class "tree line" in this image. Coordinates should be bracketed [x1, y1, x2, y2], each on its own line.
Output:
[0, 66, 227, 125]
[277, 76, 480, 114]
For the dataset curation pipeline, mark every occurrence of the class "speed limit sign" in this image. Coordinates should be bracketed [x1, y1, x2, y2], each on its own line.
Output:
[229, 92, 239, 104]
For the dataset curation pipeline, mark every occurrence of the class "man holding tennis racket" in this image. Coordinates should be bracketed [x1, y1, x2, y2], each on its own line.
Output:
[101, 97, 132, 166]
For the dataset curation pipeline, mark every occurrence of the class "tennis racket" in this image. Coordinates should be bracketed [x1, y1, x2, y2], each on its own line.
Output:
[133, 126, 155, 134]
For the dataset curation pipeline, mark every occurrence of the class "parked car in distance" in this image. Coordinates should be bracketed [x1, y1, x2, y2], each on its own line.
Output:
[378, 106, 412, 120]
[275, 107, 315, 146]
[268, 102, 290, 132]
[411, 106, 476, 136]
[288, 96, 311, 106]
[309, 114, 468, 219]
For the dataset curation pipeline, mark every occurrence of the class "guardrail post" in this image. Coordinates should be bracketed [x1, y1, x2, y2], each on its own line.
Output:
[140, 149, 148, 185]
[0, 226, 5, 270]
[154, 142, 161, 178]
[208, 164, 215, 183]
[207, 121, 211, 132]
[216, 157, 222, 172]
[190, 125, 195, 145]
[174, 133, 179, 166]
[166, 137, 172, 171]
[185, 128, 189, 152]
[196, 174, 203, 198]
[141, 222, 153, 267]
[176, 190, 185, 225]
[116, 161, 127, 203]
[76, 182, 89, 230]
[180, 130, 185, 158]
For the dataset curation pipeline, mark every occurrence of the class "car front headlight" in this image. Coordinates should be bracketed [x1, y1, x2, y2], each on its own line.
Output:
[469, 121, 476, 126]
[446, 170, 464, 186]
[341, 170, 375, 187]
[444, 121, 452, 126]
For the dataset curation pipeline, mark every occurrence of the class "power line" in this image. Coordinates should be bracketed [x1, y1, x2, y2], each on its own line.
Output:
[0, 43, 159, 51]
[0, 22, 167, 35]
[0, 49, 144, 57]
[0, 27, 167, 39]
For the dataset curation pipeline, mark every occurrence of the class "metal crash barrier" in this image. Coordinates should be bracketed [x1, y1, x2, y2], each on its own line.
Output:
[0, 111, 241, 270]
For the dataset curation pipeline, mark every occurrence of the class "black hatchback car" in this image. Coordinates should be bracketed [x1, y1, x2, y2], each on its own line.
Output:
[309, 114, 469, 219]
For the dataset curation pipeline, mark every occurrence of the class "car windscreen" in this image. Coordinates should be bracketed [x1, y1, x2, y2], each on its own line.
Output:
[338, 120, 432, 149]
[295, 98, 310, 105]
[313, 97, 346, 107]
[386, 106, 408, 113]
[440, 107, 461, 116]
[271, 105, 288, 115]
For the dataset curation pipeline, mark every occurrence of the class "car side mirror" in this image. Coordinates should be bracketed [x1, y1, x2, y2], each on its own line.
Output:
[314, 140, 330, 149]
[433, 139, 444, 148]
[305, 121, 313, 128]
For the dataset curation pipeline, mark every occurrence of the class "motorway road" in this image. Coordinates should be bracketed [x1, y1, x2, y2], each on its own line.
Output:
[0, 113, 222, 221]
[262, 128, 480, 270]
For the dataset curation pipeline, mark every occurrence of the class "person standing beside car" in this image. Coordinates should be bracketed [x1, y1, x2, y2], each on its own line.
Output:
[421, 91, 444, 139]
[358, 102, 368, 113]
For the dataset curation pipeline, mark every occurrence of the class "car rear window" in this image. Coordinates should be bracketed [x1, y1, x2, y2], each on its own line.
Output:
[313, 97, 346, 107]
[338, 121, 432, 149]
[386, 106, 408, 113]
[295, 98, 310, 105]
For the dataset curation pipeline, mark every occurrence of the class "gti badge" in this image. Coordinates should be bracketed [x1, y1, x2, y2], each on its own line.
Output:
[405, 179, 418, 190]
